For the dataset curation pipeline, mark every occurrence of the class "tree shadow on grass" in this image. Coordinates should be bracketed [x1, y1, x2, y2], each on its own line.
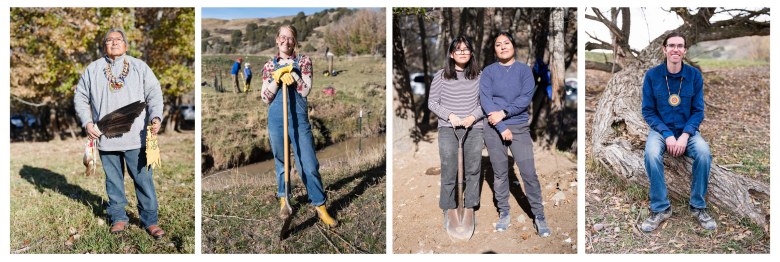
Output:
[284, 163, 385, 245]
[19, 165, 141, 227]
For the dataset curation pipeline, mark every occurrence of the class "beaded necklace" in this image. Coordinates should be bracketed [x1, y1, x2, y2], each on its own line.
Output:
[105, 58, 130, 92]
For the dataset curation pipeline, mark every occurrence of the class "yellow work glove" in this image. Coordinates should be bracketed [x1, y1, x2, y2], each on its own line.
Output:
[272, 64, 293, 84]
[146, 125, 161, 171]
[279, 73, 295, 86]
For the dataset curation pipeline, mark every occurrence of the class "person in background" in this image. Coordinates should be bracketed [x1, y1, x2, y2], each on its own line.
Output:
[244, 62, 253, 92]
[231, 57, 242, 93]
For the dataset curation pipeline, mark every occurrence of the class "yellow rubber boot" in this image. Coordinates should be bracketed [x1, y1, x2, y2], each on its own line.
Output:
[315, 205, 339, 227]
[279, 198, 292, 219]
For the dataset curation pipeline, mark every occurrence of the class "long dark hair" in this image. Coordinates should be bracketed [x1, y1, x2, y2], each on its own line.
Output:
[443, 36, 480, 80]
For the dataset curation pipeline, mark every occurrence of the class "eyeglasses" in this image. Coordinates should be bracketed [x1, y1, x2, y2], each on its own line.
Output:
[665, 44, 685, 50]
[105, 38, 124, 44]
[278, 36, 295, 43]
[453, 49, 471, 55]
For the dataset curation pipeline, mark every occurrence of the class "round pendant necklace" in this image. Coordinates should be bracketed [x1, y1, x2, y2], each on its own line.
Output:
[665, 75, 683, 107]
[105, 59, 130, 92]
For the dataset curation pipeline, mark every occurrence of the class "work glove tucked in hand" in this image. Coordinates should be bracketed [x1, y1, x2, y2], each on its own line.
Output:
[146, 125, 161, 171]
[272, 65, 294, 84]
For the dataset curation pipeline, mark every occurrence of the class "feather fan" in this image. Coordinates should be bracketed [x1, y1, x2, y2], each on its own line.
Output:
[96, 100, 146, 138]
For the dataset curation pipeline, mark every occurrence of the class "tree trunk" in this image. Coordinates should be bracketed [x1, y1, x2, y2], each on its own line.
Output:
[590, 41, 770, 228]
[392, 14, 416, 122]
[417, 14, 432, 126]
[547, 8, 565, 148]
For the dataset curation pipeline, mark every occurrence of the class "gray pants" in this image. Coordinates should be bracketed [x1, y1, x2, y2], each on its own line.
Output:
[484, 123, 545, 217]
[438, 127, 483, 210]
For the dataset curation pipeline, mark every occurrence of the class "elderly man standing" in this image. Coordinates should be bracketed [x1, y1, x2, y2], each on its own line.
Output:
[74, 28, 166, 239]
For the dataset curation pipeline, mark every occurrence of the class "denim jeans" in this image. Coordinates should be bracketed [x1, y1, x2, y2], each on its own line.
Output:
[438, 127, 483, 210]
[268, 86, 326, 206]
[644, 129, 712, 212]
[99, 148, 159, 227]
[483, 123, 545, 217]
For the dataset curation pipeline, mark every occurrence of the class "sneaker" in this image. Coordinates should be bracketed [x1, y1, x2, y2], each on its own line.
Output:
[640, 207, 672, 232]
[534, 216, 551, 237]
[495, 212, 510, 231]
[315, 205, 339, 227]
[690, 207, 717, 230]
[279, 198, 292, 219]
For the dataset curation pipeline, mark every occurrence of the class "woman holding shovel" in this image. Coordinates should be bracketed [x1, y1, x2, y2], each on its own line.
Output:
[260, 25, 337, 227]
[479, 32, 550, 237]
[428, 36, 483, 240]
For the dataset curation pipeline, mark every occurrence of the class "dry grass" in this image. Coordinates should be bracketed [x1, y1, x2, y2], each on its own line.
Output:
[584, 64, 770, 254]
[9, 132, 195, 254]
[201, 145, 386, 253]
[201, 55, 386, 173]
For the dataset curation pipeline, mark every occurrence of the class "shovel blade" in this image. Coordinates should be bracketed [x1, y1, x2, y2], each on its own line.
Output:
[445, 208, 475, 241]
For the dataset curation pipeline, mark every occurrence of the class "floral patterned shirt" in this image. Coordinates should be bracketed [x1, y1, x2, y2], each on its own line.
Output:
[260, 53, 313, 104]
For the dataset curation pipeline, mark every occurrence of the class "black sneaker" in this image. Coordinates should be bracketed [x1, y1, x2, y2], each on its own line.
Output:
[640, 207, 672, 232]
[689, 207, 717, 230]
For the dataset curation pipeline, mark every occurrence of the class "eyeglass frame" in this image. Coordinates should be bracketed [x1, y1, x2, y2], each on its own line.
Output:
[105, 38, 125, 44]
[665, 44, 686, 50]
[452, 49, 472, 55]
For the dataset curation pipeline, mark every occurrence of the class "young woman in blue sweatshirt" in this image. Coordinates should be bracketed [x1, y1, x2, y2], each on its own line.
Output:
[479, 32, 550, 237]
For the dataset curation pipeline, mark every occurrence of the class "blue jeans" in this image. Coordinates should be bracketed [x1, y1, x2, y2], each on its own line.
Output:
[644, 129, 712, 212]
[99, 148, 159, 227]
[268, 87, 326, 206]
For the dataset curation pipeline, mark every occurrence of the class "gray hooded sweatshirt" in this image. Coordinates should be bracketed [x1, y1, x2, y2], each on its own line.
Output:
[74, 54, 164, 151]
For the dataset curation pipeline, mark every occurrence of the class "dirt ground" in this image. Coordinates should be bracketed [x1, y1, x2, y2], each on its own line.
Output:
[392, 131, 577, 254]
[585, 66, 770, 253]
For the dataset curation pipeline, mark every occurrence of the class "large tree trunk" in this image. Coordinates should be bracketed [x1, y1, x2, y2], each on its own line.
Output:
[547, 8, 565, 148]
[591, 41, 770, 228]
[417, 14, 432, 126]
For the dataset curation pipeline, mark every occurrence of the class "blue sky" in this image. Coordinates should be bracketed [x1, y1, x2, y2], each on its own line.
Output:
[202, 8, 331, 20]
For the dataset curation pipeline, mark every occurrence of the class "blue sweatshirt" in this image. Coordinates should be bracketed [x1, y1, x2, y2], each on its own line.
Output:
[244, 68, 252, 80]
[231, 61, 241, 75]
[641, 62, 705, 139]
[479, 61, 536, 133]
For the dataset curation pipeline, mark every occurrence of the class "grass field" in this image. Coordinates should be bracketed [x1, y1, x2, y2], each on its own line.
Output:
[202, 145, 386, 253]
[201, 54, 386, 173]
[9, 132, 195, 254]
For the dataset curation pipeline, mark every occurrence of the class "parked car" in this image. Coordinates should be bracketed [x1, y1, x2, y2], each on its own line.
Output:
[179, 104, 195, 122]
[10, 113, 37, 129]
[564, 78, 577, 108]
[409, 72, 426, 96]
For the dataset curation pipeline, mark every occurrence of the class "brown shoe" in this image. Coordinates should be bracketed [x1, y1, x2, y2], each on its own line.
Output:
[110, 221, 128, 234]
[146, 225, 166, 239]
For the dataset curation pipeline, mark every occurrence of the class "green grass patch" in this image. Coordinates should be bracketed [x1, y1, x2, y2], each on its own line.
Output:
[10, 132, 195, 253]
[694, 58, 769, 69]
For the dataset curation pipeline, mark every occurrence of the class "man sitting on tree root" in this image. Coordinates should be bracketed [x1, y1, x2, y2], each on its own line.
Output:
[639, 32, 716, 232]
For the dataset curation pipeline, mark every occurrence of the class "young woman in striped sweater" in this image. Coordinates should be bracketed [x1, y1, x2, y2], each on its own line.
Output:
[428, 36, 484, 228]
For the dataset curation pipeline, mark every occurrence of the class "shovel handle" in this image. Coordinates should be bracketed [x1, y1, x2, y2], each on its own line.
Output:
[453, 127, 468, 213]
[283, 82, 290, 198]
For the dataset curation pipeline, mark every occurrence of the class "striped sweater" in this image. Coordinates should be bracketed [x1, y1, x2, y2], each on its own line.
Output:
[428, 69, 484, 128]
